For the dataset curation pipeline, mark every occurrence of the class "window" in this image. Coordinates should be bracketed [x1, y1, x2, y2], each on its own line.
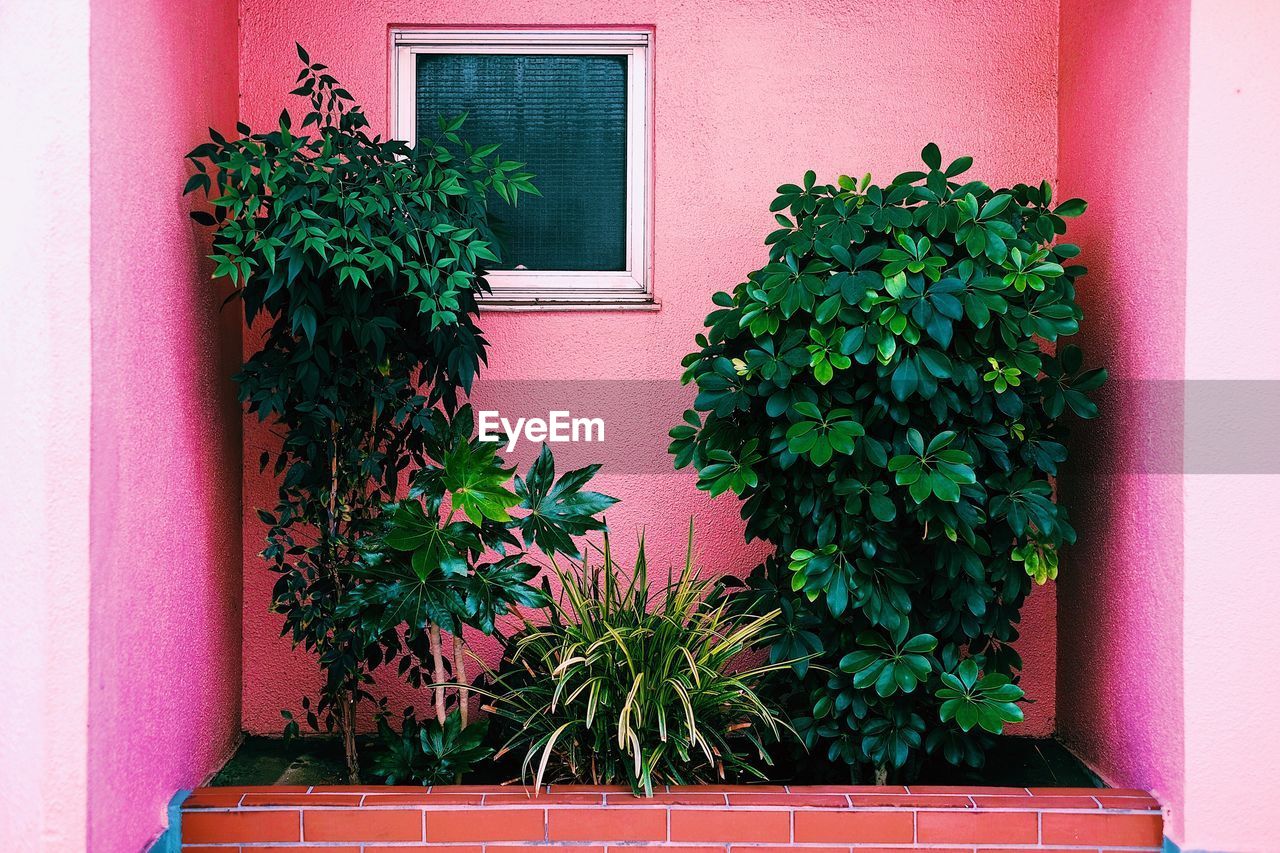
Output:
[393, 29, 651, 308]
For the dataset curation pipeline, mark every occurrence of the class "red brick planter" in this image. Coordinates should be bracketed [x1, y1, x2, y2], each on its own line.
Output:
[182, 785, 1163, 851]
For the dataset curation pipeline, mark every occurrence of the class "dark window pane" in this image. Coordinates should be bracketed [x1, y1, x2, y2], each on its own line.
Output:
[416, 53, 628, 271]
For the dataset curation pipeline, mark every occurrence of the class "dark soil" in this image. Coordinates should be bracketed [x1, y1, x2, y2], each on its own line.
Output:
[208, 733, 1101, 789]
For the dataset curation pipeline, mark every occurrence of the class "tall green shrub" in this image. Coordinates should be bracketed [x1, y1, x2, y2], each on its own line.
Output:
[670, 145, 1105, 779]
[184, 46, 548, 781]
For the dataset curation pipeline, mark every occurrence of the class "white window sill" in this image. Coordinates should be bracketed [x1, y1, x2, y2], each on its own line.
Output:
[479, 296, 660, 312]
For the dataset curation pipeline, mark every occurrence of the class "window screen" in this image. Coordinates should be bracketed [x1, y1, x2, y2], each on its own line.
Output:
[415, 53, 628, 272]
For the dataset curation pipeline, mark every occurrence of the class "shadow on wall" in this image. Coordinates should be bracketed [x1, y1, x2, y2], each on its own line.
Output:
[1054, 0, 1188, 842]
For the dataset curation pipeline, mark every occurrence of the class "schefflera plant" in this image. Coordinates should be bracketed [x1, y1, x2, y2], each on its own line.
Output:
[670, 144, 1105, 780]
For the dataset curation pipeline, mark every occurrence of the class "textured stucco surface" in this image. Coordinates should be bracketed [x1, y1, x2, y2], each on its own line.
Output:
[1182, 1, 1280, 849]
[0, 2, 92, 850]
[237, 0, 1062, 737]
[87, 0, 244, 850]
[4, 1, 1278, 849]
[1055, 0, 1189, 843]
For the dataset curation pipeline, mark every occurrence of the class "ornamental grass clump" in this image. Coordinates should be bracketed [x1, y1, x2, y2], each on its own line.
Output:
[482, 529, 790, 795]
[669, 144, 1105, 780]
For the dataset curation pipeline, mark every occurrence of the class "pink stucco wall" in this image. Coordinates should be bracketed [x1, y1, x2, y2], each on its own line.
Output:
[1059, 3, 1280, 849]
[0, 2, 92, 850]
[1182, 2, 1280, 850]
[237, 0, 1062, 737]
[1055, 0, 1189, 843]
[87, 0, 243, 850]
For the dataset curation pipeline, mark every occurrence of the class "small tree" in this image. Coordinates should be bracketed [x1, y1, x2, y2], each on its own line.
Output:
[670, 145, 1105, 780]
[348, 432, 619, 784]
[184, 46, 541, 780]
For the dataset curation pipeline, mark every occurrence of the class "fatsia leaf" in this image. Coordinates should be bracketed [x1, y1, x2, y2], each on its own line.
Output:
[340, 552, 462, 633]
[382, 502, 478, 581]
[441, 438, 521, 524]
[461, 555, 547, 633]
[514, 444, 618, 558]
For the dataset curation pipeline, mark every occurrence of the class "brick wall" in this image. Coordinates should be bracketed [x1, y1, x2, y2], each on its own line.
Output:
[181, 785, 1163, 851]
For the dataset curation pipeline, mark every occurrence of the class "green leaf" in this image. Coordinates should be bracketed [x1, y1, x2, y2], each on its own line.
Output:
[839, 650, 878, 674]
[383, 501, 476, 582]
[891, 357, 918, 401]
[930, 472, 960, 502]
[908, 476, 933, 503]
[921, 143, 942, 170]
[514, 445, 618, 558]
[1053, 198, 1087, 217]
[183, 173, 211, 195]
[956, 703, 979, 732]
[441, 439, 521, 525]
[869, 492, 896, 522]
[906, 428, 925, 455]
[980, 194, 1012, 219]
[902, 634, 937, 653]
[926, 430, 956, 453]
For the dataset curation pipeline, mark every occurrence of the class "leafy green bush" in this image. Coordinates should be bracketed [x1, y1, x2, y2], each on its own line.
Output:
[185, 46, 547, 780]
[669, 145, 1105, 779]
[481, 530, 789, 794]
[370, 707, 493, 785]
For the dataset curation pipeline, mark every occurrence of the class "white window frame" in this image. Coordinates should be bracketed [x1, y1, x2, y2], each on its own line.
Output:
[391, 28, 653, 309]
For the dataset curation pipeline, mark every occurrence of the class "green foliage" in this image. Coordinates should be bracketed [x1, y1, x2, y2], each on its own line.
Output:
[838, 625, 937, 698]
[343, 432, 617, 652]
[481, 529, 790, 795]
[186, 46, 529, 404]
[937, 659, 1025, 735]
[184, 48, 592, 781]
[370, 706, 493, 785]
[515, 448, 620, 558]
[343, 426, 615, 781]
[670, 146, 1105, 778]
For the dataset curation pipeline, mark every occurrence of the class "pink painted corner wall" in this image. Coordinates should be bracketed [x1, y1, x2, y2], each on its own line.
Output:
[1054, 0, 1189, 843]
[1182, 2, 1280, 850]
[0, 2, 91, 850]
[87, 0, 243, 850]
[1058, 4, 1280, 849]
[237, 0, 1061, 737]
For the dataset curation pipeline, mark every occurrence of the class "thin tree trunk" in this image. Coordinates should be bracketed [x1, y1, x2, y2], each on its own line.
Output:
[453, 628, 469, 783]
[453, 630, 468, 727]
[342, 691, 359, 783]
[428, 623, 448, 724]
[327, 421, 361, 782]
